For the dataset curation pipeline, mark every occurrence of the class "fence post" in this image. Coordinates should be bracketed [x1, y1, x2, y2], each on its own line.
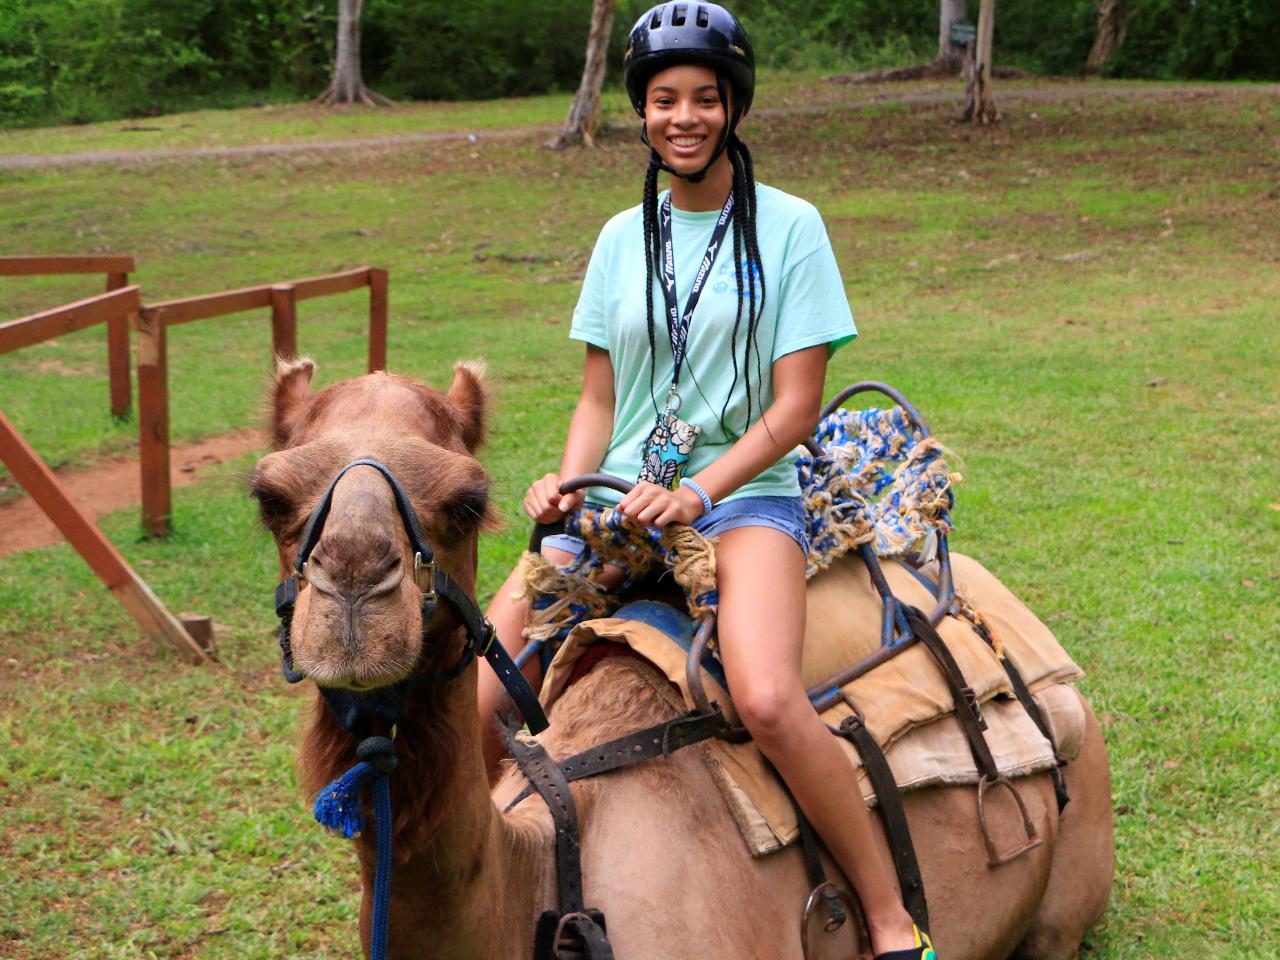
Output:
[136, 308, 171, 537]
[0, 409, 212, 665]
[368, 268, 388, 372]
[105, 272, 131, 420]
[270, 284, 298, 360]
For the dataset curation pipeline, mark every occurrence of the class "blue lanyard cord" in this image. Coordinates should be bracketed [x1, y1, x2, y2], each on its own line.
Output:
[658, 192, 734, 388]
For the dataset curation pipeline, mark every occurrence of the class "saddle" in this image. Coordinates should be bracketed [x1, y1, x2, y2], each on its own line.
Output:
[538, 549, 1086, 856]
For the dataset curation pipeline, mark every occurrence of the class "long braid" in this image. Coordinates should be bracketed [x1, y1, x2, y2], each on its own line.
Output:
[642, 153, 662, 416]
[738, 136, 767, 429]
[718, 134, 767, 439]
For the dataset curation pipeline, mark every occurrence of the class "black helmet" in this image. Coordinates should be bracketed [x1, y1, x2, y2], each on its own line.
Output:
[623, 3, 755, 118]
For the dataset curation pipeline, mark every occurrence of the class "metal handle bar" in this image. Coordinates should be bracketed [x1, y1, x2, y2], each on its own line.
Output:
[820, 381, 932, 438]
[559, 473, 635, 496]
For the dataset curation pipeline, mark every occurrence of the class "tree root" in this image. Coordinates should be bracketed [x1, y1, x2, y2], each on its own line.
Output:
[314, 83, 394, 107]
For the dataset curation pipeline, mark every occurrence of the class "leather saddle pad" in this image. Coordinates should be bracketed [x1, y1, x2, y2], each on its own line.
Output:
[539, 550, 1085, 856]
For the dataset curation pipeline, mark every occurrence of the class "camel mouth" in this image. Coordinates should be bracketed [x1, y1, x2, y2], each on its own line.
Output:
[301, 655, 416, 692]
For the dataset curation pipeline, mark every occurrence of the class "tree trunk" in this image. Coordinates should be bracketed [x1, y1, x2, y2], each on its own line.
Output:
[962, 0, 999, 124]
[316, 0, 391, 107]
[936, 0, 968, 74]
[546, 0, 617, 149]
[1086, 0, 1128, 74]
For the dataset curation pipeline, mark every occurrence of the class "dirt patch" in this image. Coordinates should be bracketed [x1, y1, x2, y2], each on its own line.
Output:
[0, 427, 264, 557]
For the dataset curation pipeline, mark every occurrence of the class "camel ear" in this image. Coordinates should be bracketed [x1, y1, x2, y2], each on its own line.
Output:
[271, 357, 315, 448]
[446, 360, 488, 452]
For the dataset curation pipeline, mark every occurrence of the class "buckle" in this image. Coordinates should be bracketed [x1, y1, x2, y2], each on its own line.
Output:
[477, 618, 497, 657]
[414, 552, 436, 596]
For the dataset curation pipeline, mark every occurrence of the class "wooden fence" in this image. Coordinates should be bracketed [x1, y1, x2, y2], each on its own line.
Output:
[136, 265, 388, 536]
[0, 287, 213, 665]
[0, 255, 136, 419]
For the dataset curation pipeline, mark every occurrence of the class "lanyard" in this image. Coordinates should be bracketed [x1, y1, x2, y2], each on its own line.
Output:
[658, 191, 734, 398]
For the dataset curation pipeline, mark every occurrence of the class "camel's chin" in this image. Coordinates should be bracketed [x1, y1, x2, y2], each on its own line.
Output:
[292, 636, 421, 692]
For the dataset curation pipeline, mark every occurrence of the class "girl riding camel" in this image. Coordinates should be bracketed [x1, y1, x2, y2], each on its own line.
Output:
[479, 5, 935, 957]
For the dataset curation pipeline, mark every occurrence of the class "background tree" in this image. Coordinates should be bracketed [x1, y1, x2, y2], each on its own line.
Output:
[317, 0, 389, 106]
[936, 0, 968, 74]
[1087, 0, 1129, 74]
[546, 0, 616, 149]
[962, 0, 998, 123]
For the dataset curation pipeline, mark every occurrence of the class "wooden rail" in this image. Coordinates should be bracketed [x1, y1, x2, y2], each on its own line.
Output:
[0, 255, 137, 418]
[136, 265, 388, 536]
[0, 289, 209, 664]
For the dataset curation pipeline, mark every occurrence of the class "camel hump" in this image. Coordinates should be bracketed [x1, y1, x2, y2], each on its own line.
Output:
[540, 550, 1086, 857]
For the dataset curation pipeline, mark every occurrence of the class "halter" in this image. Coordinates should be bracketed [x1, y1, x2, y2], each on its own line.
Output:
[273, 456, 547, 737]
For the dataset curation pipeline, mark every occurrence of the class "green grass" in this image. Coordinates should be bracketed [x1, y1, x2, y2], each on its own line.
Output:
[2, 78, 1278, 958]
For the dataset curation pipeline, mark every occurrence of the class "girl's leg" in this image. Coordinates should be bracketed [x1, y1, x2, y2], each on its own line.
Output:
[714, 526, 919, 955]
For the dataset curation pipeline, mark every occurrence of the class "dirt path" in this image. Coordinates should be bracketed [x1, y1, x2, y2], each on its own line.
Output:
[0, 427, 264, 557]
[2, 83, 1274, 171]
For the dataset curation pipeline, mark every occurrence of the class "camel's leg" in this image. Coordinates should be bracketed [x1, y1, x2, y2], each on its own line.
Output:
[1012, 692, 1115, 960]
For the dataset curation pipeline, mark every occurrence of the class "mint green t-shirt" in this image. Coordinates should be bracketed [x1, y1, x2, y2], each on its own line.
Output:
[569, 183, 857, 505]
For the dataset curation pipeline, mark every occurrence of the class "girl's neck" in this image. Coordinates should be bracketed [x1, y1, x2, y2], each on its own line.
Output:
[667, 153, 734, 212]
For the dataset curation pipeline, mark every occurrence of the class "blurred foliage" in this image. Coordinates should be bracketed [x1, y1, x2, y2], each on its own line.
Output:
[1, 0, 1278, 128]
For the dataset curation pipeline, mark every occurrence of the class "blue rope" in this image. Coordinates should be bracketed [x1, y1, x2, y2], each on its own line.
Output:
[313, 738, 397, 960]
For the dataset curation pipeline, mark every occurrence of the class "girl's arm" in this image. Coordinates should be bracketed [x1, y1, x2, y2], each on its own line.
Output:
[619, 343, 827, 526]
[525, 344, 616, 521]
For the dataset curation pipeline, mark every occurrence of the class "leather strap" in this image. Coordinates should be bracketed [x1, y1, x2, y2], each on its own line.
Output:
[999, 652, 1070, 813]
[504, 707, 729, 812]
[795, 806, 849, 929]
[501, 721, 613, 960]
[904, 606, 999, 780]
[835, 712, 930, 932]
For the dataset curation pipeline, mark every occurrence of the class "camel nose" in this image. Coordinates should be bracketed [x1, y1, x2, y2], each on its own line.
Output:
[309, 529, 401, 605]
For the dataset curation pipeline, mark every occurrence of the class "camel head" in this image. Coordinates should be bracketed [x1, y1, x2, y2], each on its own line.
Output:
[251, 358, 493, 692]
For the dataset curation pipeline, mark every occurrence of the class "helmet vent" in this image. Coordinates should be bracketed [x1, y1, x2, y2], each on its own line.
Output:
[672, 4, 687, 27]
[696, 6, 710, 27]
[649, 7, 663, 29]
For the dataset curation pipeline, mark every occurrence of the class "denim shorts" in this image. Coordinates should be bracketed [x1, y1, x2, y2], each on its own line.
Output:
[542, 494, 809, 558]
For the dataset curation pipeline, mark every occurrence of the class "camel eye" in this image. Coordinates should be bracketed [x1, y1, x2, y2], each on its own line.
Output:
[251, 477, 295, 534]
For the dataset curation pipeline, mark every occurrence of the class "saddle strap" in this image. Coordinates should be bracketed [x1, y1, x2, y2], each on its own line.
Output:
[998, 654, 1070, 812]
[795, 804, 849, 929]
[904, 606, 999, 781]
[503, 708, 729, 812]
[835, 714, 930, 932]
[500, 721, 613, 960]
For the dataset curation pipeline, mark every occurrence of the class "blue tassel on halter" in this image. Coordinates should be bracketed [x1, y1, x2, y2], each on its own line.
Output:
[313, 760, 380, 838]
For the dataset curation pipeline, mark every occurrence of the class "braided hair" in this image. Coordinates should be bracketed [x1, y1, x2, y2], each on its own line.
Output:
[641, 131, 766, 442]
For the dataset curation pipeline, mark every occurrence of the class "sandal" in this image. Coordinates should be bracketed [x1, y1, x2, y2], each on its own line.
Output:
[873, 924, 936, 960]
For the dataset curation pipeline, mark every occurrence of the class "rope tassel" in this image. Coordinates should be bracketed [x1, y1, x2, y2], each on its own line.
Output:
[313, 760, 381, 838]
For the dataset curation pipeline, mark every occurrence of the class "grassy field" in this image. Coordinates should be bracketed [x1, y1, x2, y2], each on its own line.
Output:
[1, 77, 1277, 958]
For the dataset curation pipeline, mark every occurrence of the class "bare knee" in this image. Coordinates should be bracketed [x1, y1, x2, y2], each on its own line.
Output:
[733, 679, 809, 751]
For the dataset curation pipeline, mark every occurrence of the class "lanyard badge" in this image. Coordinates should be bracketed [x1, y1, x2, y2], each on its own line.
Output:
[637, 192, 734, 490]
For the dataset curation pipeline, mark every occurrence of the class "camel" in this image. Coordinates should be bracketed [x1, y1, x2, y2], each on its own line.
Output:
[251, 358, 1114, 960]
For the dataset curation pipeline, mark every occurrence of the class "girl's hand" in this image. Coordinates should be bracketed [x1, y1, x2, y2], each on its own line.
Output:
[617, 481, 705, 528]
[524, 473, 583, 523]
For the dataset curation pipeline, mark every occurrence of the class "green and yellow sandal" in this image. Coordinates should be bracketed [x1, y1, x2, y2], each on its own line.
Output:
[872, 924, 936, 960]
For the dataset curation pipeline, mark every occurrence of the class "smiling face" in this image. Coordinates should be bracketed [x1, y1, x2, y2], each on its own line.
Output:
[644, 62, 729, 176]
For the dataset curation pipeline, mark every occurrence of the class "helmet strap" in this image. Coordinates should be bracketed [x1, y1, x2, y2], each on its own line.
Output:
[640, 74, 744, 184]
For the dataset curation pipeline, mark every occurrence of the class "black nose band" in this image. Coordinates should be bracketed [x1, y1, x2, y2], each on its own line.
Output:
[293, 457, 434, 581]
